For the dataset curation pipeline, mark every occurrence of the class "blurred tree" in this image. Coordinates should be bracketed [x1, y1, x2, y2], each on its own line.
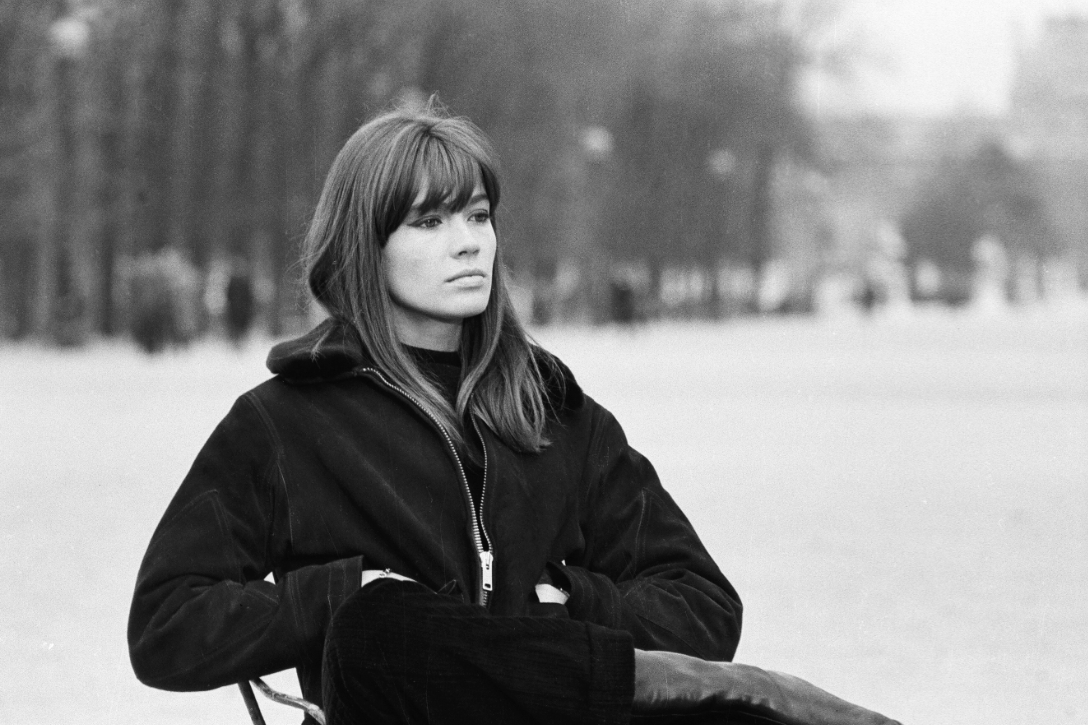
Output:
[604, 0, 818, 315]
[901, 141, 1054, 301]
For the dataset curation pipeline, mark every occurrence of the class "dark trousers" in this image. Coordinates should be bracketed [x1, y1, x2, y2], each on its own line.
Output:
[322, 578, 636, 725]
[322, 579, 899, 725]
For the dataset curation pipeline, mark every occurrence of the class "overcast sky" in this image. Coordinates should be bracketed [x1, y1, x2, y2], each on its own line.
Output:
[801, 0, 1088, 116]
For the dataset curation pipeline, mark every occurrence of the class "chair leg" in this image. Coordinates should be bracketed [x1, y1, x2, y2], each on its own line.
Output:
[238, 681, 266, 725]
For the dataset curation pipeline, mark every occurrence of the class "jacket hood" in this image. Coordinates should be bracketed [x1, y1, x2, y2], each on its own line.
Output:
[267, 318, 584, 410]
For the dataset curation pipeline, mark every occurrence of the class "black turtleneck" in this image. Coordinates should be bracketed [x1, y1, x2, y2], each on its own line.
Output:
[404, 346, 486, 514]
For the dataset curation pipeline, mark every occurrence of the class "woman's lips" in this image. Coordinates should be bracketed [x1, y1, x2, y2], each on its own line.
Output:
[447, 269, 487, 284]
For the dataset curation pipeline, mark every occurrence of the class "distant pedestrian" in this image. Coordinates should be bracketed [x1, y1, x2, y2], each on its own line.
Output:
[858, 278, 879, 314]
[610, 278, 636, 324]
[128, 248, 201, 353]
[224, 266, 256, 345]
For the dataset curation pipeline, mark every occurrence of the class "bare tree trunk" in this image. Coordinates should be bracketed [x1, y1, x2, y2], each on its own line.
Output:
[55, 50, 94, 345]
[130, 0, 185, 253]
[167, 2, 208, 265]
[1, 1, 52, 338]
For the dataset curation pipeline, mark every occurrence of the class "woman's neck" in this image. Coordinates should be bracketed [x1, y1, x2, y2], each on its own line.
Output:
[404, 344, 461, 367]
[391, 307, 462, 352]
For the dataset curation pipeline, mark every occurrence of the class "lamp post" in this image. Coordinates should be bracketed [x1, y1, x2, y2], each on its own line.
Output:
[45, 6, 93, 343]
[573, 125, 612, 322]
[706, 147, 737, 317]
[51, 12, 92, 59]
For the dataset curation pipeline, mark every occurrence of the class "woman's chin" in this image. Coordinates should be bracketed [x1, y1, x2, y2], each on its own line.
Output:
[443, 291, 492, 319]
[453, 302, 490, 321]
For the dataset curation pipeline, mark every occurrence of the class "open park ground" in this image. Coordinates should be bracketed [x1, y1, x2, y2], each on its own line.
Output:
[2, 303, 1085, 724]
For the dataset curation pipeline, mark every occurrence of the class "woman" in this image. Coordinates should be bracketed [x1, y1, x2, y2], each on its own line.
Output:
[128, 103, 898, 725]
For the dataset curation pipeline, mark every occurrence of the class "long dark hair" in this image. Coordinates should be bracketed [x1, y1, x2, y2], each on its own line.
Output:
[303, 101, 556, 453]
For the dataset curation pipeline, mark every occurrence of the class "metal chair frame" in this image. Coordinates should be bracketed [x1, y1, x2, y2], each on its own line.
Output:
[239, 679, 327, 725]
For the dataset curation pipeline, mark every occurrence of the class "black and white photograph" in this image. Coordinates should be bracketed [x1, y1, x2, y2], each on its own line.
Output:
[2, 1, 1086, 723]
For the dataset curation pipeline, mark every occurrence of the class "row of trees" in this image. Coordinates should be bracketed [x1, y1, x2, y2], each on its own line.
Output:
[1, 0, 831, 342]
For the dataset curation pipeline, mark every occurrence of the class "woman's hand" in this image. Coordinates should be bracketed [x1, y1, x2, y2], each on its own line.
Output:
[534, 582, 569, 605]
[361, 569, 416, 589]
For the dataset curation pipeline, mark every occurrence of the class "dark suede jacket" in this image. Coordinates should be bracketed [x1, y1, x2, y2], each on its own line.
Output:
[127, 320, 742, 710]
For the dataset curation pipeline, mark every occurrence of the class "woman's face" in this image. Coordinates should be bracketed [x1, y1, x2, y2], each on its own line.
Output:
[383, 184, 496, 351]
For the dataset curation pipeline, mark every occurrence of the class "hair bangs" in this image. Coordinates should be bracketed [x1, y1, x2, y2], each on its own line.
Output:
[379, 130, 495, 242]
[413, 135, 485, 214]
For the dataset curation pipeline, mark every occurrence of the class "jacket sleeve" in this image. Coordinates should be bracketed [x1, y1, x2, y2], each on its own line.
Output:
[559, 403, 742, 661]
[127, 393, 364, 691]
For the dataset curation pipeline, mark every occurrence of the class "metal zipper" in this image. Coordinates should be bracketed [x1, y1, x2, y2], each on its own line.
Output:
[471, 417, 494, 601]
[357, 367, 493, 607]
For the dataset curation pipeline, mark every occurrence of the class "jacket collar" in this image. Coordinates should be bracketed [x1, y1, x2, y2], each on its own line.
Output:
[266, 318, 369, 382]
[267, 318, 584, 410]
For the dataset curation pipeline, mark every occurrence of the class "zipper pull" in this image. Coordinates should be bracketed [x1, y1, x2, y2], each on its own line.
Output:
[479, 550, 494, 592]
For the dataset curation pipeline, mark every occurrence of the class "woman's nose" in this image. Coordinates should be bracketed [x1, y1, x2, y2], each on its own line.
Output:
[451, 219, 480, 256]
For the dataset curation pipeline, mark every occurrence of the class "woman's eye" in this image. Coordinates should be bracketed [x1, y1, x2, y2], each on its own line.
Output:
[469, 210, 491, 223]
[413, 217, 441, 229]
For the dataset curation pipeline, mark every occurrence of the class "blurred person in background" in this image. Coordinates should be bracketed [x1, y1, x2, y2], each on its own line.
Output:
[224, 258, 257, 347]
[127, 102, 899, 725]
